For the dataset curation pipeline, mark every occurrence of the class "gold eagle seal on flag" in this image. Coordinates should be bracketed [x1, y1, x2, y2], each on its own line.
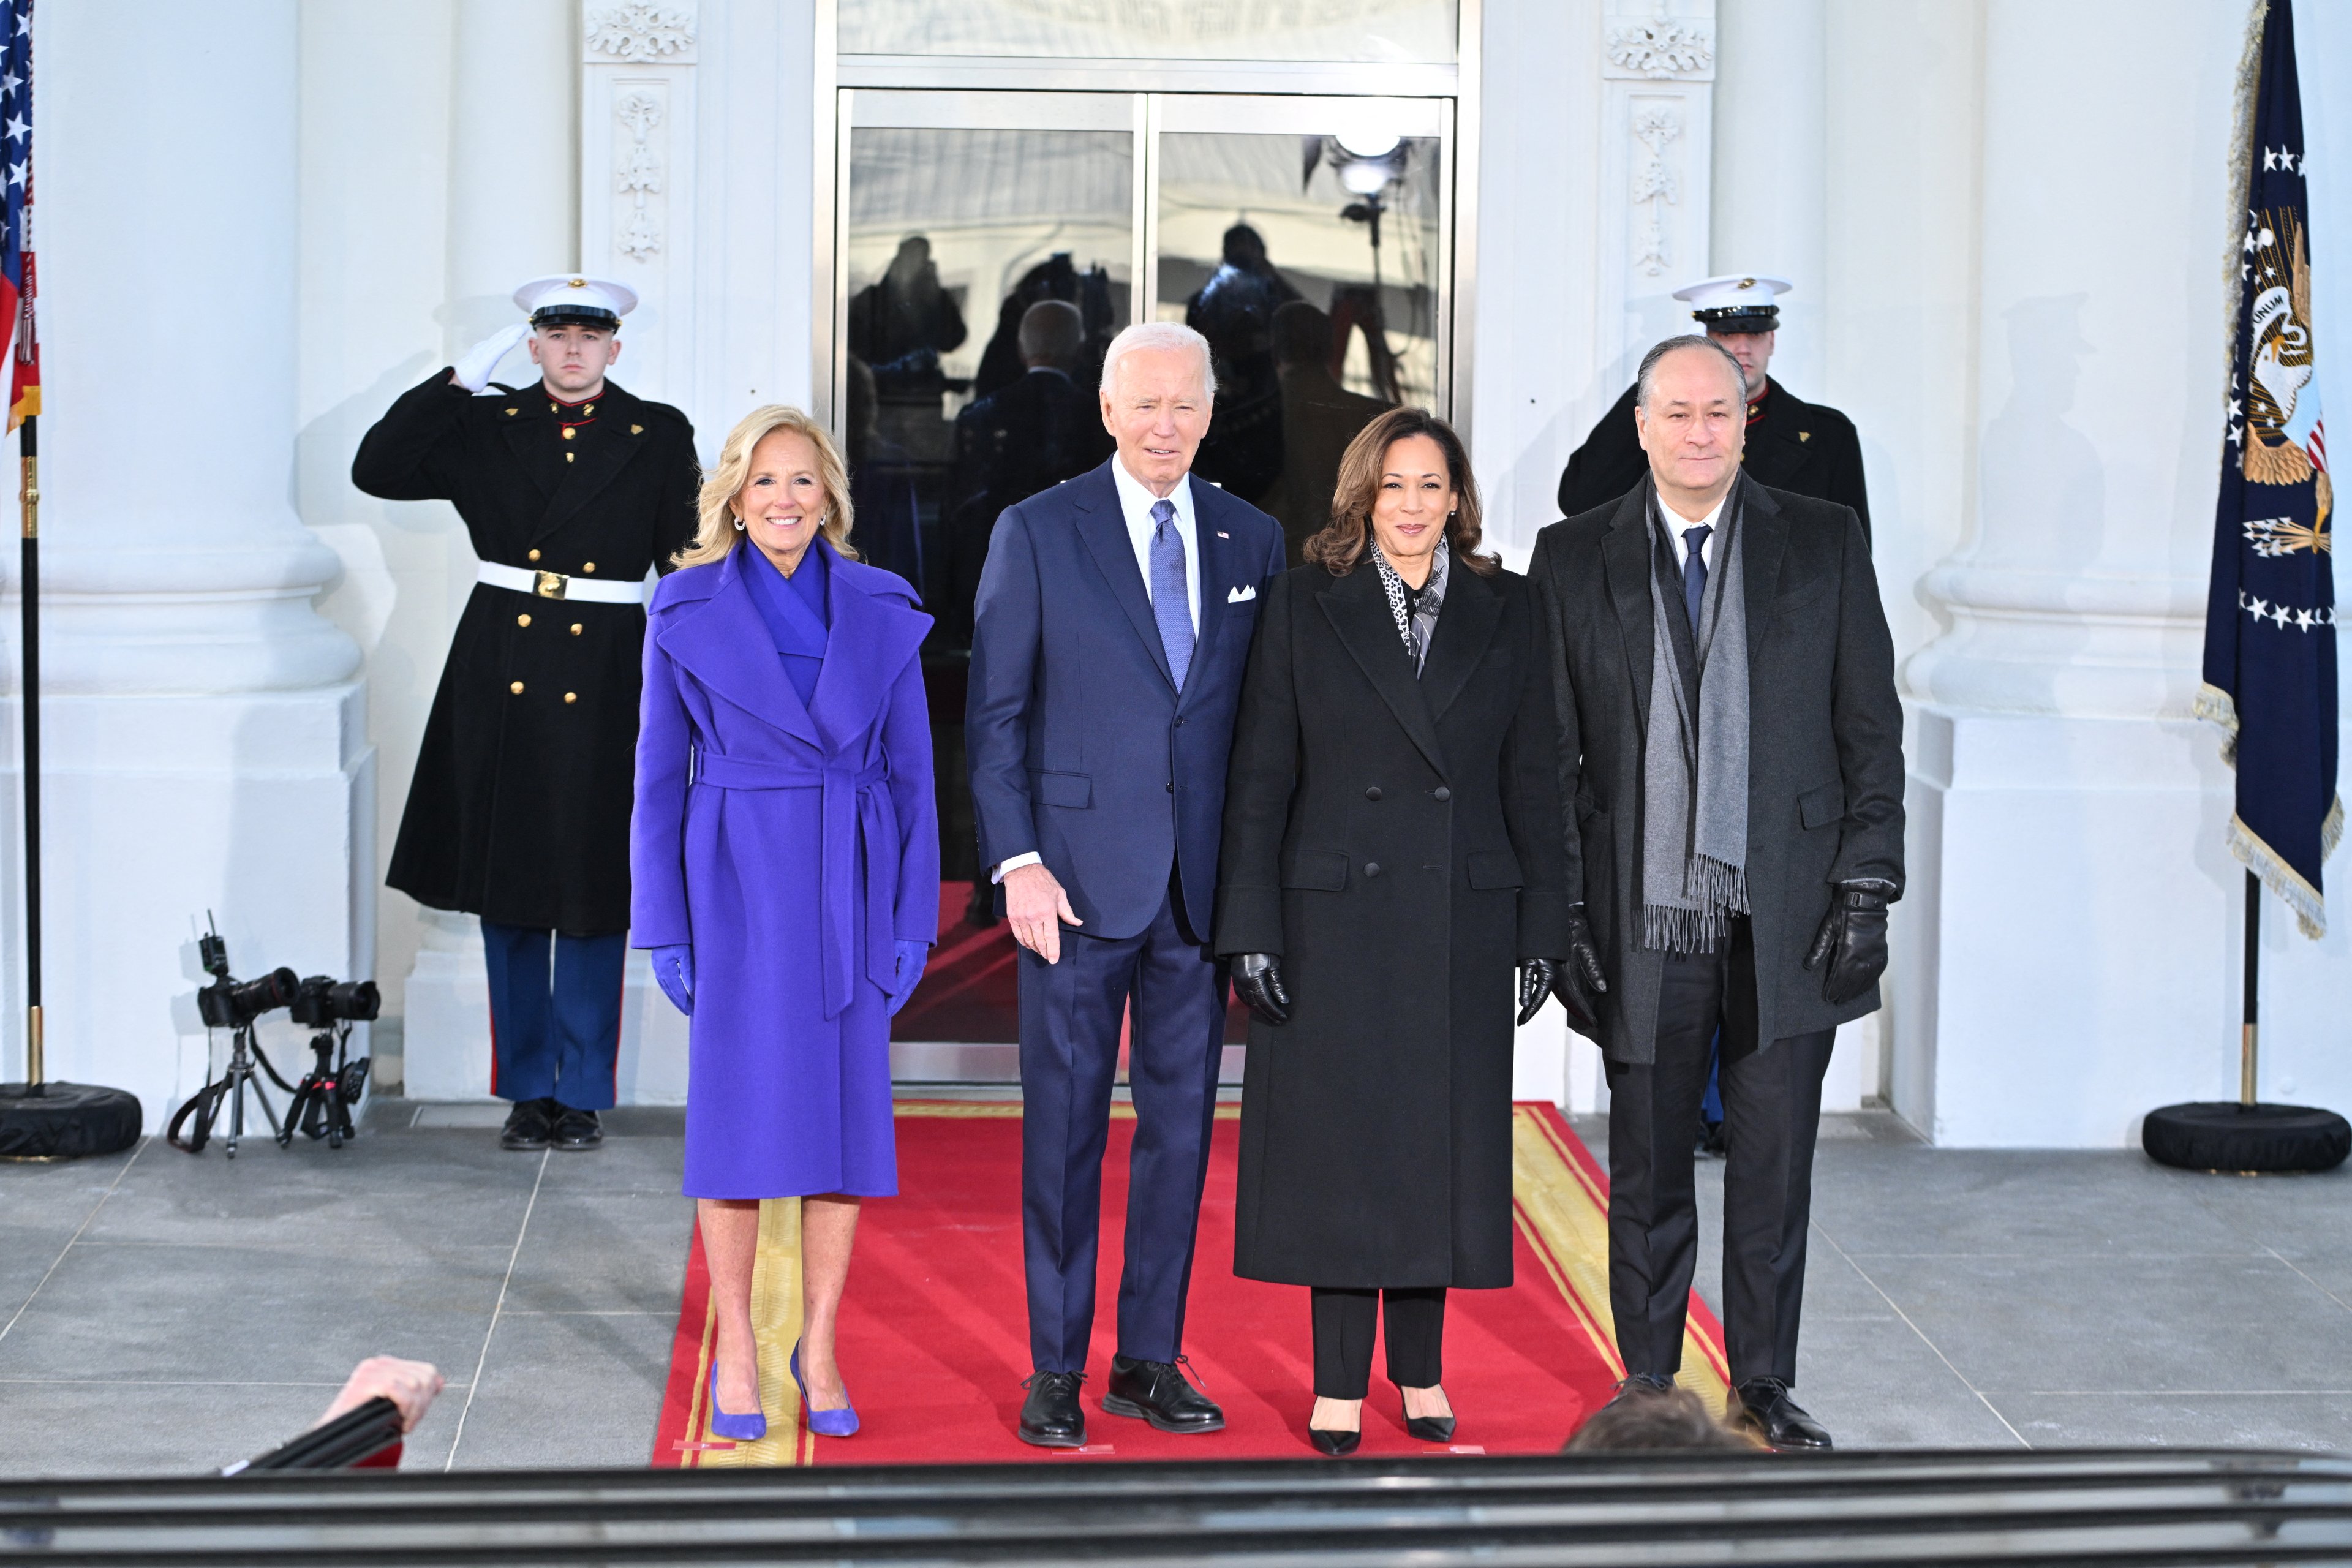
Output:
[2244, 208, 2323, 503]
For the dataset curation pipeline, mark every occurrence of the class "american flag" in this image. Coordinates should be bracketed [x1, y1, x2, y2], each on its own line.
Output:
[0, 0, 36, 431]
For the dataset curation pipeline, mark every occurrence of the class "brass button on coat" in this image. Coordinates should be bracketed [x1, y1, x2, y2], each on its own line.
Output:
[527, 549, 541, 562]
[561, 427, 575, 440]
[570, 622, 583, 635]
[510, 681, 524, 695]
[564, 692, 578, 704]
[516, 614, 531, 627]
[582, 562, 596, 573]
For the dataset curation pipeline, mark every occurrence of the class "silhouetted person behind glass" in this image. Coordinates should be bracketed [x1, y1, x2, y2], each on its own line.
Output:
[944, 300, 1109, 645]
[1185, 224, 1297, 503]
[1258, 301, 1393, 565]
[848, 236, 968, 392]
[844, 355, 924, 597]
[973, 252, 1120, 402]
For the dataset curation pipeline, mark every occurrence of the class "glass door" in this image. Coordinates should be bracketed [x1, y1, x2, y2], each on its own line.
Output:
[837, 89, 1454, 1049]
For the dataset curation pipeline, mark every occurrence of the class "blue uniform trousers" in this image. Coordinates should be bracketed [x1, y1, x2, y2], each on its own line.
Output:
[482, 921, 626, 1111]
[1019, 888, 1227, 1373]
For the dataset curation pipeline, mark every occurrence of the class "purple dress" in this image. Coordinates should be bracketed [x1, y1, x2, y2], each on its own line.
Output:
[631, 540, 937, 1199]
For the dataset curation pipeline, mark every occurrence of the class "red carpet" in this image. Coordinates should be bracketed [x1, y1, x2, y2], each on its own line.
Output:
[655, 1101, 1727, 1467]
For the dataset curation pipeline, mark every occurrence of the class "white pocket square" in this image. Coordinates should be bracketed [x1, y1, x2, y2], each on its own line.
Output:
[1227, 584, 1257, 603]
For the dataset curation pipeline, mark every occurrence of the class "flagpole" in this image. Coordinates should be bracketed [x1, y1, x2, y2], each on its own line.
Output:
[17, 406, 33, 1092]
[2241, 869, 2259, 1108]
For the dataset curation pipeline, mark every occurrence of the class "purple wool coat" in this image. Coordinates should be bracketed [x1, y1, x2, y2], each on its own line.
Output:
[631, 539, 938, 1199]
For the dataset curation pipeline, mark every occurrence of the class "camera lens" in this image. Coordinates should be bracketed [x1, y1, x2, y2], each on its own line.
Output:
[290, 976, 382, 1027]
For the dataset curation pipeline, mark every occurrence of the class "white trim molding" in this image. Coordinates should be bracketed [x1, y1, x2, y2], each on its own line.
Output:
[586, 2, 698, 62]
[579, 0, 698, 405]
[1594, 0, 1716, 377]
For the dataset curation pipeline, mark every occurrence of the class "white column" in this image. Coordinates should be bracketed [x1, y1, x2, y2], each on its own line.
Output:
[448, 0, 579, 355]
[7, 0, 369, 1125]
[1891, 0, 2255, 1146]
[1709, 0, 1826, 396]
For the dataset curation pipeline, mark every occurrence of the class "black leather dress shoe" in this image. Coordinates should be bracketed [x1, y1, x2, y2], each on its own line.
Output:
[1019, 1370, 1087, 1449]
[1102, 1355, 1224, 1434]
[1734, 1377, 1833, 1451]
[499, 1099, 554, 1151]
[551, 1107, 603, 1150]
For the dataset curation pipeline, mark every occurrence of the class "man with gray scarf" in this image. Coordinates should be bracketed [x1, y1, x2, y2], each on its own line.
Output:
[1526, 336, 1903, 1451]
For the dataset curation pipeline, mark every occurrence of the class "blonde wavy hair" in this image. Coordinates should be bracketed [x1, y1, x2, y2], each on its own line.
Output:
[675, 404, 860, 570]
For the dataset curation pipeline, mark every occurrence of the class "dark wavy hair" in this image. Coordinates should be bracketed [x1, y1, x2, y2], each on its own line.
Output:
[1302, 406, 1499, 577]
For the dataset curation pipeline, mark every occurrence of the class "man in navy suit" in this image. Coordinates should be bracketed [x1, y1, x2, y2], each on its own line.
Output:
[969, 322, 1286, 1448]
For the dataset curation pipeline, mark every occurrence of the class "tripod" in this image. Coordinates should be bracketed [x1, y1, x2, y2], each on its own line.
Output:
[280, 1024, 367, 1150]
[209, 1022, 285, 1159]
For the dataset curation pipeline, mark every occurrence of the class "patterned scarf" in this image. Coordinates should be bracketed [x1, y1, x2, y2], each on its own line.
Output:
[1369, 535, 1450, 675]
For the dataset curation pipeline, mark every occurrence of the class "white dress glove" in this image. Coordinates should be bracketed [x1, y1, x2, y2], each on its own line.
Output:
[450, 323, 531, 394]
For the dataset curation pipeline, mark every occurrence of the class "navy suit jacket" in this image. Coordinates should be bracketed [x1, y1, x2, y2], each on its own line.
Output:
[968, 459, 1287, 941]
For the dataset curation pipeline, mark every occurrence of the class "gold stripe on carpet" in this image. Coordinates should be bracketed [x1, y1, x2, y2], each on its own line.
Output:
[1509, 1106, 1730, 1417]
[693, 1197, 812, 1467]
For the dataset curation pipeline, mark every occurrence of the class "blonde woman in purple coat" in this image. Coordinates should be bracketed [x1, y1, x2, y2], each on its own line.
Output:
[631, 406, 937, 1442]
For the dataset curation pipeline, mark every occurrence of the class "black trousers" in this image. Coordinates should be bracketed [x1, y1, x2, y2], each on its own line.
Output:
[1605, 922, 1835, 1389]
[1310, 1287, 1446, 1398]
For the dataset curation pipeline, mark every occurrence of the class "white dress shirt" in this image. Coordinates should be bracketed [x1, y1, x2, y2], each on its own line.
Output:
[993, 454, 1203, 884]
[1656, 490, 1727, 572]
[1109, 451, 1202, 633]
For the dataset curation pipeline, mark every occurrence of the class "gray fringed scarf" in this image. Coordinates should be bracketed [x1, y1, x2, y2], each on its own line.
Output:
[1640, 484, 1751, 952]
[1370, 535, 1450, 674]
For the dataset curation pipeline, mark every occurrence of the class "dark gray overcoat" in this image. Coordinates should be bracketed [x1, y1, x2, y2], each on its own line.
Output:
[352, 372, 701, 933]
[1526, 473, 1904, 1065]
[1213, 560, 1572, 1290]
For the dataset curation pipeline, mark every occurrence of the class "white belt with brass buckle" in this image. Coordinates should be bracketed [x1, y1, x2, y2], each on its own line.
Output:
[476, 560, 643, 605]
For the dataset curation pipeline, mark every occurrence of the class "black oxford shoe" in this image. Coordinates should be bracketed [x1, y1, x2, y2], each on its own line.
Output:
[551, 1106, 603, 1150]
[1734, 1377, 1833, 1451]
[499, 1098, 554, 1151]
[1102, 1354, 1225, 1434]
[1019, 1370, 1087, 1449]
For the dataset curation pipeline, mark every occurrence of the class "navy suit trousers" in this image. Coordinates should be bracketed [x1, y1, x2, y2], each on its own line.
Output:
[482, 921, 625, 1111]
[1019, 887, 1227, 1371]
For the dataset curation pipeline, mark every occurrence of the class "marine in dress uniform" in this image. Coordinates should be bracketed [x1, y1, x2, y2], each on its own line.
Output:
[352, 276, 700, 1152]
[1556, 276, 1872, 541]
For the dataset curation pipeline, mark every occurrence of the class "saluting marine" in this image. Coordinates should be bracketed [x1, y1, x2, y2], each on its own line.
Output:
[353, 275, 700, 1152]
[1558, 276, 1871, 540]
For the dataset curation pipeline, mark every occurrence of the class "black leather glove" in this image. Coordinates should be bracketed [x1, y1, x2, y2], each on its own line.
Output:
[1804, 879, 1896, 1006]
[1550, 905, 1608, 1036]
[1230, 952, 1290, 1025]
[1517, 959, 1559, 1027]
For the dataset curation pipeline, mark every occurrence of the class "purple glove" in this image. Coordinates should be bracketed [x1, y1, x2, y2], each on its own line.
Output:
[888, 939, 929, 1016]
[652, 944, 693, 1016]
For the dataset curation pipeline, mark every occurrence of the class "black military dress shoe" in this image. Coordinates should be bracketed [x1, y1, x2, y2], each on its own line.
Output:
[499, 1098, 555, 1151]
[551, 1106, 603, 1150]
[1102, 1354, 1224, 1434]
[1019, 1370, 1087, 1449]
[1734, 1377, 1833, 1451]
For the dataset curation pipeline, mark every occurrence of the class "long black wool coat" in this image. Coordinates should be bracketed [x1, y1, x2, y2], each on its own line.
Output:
[352, 372, 701, 934]
[1526, 473, 1905, 1066]
[1213, 559, 1572, 1290]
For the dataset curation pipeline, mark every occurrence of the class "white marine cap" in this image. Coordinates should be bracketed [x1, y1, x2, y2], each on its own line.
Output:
[1671, 273, 1790, 332]
[512, 274, 639, 329]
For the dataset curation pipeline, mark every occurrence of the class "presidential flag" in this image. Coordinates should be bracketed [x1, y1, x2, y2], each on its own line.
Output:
[2199, 0, 2337, 938]
[0, 0, 36, 431]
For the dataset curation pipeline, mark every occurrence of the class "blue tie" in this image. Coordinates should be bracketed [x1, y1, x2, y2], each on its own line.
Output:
[1681, 524, 1712, 635]
[1150, 497, 1194, 690]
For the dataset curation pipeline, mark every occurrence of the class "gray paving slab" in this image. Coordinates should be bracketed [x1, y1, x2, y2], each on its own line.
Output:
[1807, 1147, 2263, 1259]
[1853, 1250, 2352, 1394]
[445, 1308, 675, 1470]
[1990, 1390, 2352, 1452]
[1791, 1313, 2024, 1449]
[0, 1238, 516, 1385]
[501, 1191, 692, 1316]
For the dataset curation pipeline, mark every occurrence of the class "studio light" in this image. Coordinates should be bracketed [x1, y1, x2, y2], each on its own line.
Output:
[1339, 159, 1393, 196]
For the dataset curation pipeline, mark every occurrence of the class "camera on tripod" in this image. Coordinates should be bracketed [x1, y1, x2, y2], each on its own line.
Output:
[169, 917, 375, 1158]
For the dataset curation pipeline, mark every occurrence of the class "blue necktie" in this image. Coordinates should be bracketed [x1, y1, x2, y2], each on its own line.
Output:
[1681, 524, 1712, 635]
[1150, 498, 1194, 690]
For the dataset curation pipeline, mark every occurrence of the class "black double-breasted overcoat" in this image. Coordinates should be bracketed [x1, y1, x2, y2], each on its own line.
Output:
[1526, 474, 1905, 1066]
[1558, 377, 1871, 539]
[1213, 560, 1572, 1290]
[352, 372, 701, 933]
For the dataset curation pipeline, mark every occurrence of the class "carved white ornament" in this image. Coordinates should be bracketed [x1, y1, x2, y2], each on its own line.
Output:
[615, 91, 665, 262]
[1605, 19, 1714, 79]
[586, 2, 696, 61]
[1630, 106, 1681, 277]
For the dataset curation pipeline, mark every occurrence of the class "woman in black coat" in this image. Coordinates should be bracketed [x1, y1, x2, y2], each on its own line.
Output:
[1214, 408, 1572, 1454]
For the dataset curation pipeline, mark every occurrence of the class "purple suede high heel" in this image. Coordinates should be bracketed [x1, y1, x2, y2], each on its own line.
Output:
[791, 1340, 861, 1438]
[707, 1359, 767, 1442]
